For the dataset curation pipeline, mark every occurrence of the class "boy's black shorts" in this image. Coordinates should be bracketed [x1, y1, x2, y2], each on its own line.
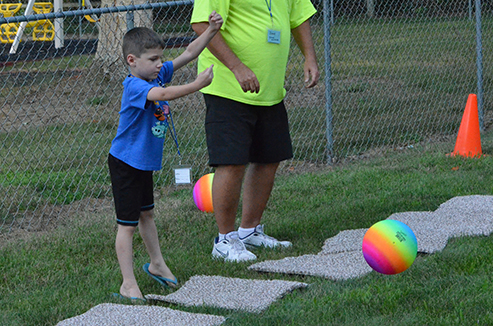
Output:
[108, 154, 154, 226]
[204, 94, 293, 166]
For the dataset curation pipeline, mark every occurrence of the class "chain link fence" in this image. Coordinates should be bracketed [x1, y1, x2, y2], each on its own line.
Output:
[1, 0, 492, 233]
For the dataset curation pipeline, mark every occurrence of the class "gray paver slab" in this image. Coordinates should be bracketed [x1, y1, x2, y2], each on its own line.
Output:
[387, 211, 449, 253]
[249, 251, 373, 280]
[146, 275, 308, 313]
[56, 303, 226, 326]
[320, 228, 367, 254]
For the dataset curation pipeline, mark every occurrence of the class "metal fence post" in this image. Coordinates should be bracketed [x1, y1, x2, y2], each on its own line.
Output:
[54, 0, 64, 49]
[126, 10, 134, 31]
[323, 0, 334, 163]
[330, 0, 334, 25]
[475, 0, 484, 131]
[469, 0, 473, 20]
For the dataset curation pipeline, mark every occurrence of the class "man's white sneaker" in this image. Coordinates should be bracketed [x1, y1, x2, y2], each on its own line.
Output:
[212, 231, 257, 262]
[239, 225, 292, 248]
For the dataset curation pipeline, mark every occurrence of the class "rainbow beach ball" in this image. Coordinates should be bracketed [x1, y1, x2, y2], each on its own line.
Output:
[362, 219, 418, 275]
[193, 173, 214, 213]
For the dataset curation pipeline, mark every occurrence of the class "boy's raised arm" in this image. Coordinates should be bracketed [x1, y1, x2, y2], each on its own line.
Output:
[172, 11, 223, 71]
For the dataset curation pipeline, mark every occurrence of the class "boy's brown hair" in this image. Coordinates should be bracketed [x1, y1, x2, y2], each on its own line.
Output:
[122, 27, 166, 64]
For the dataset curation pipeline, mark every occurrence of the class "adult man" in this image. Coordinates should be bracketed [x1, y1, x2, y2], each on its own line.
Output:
[191, 0, 320, 262]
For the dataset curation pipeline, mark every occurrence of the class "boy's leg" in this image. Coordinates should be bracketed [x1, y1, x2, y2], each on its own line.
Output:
[115, 224, 144, 299]
[139, 209, 175, 281]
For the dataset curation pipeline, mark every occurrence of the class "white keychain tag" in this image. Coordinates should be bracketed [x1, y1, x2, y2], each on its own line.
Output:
[174, 165, 191, 185]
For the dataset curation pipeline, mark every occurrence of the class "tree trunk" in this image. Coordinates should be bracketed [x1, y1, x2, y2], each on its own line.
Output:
[95, 0, 153, 75]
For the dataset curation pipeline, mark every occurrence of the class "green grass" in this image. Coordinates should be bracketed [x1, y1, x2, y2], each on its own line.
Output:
[0, 129, 492, 325]
[0, 122, 114, 210]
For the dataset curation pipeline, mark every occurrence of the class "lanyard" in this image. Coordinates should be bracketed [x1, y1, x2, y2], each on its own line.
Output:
[264, 0, 274, 26]
[168, 110, 181, 160]
[154, 101, 182, 161]
[155, 80, 181, 160]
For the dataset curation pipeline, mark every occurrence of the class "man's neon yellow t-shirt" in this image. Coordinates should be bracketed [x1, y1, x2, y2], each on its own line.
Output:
[191, 0, 316, 106]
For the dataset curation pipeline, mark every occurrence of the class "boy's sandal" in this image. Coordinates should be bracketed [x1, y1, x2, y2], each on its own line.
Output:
[111, 293, 146, 304]
[143, 263, 178, 288]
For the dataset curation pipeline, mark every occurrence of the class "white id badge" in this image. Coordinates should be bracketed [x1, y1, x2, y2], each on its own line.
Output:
[267, 29, 281, 44]
[174, 165, 191, 185]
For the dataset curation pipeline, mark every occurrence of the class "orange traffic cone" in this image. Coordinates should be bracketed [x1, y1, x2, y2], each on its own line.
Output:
[450, 94, 482, 158]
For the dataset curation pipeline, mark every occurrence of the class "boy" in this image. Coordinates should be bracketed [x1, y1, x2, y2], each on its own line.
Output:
[108, 11, 223, 300]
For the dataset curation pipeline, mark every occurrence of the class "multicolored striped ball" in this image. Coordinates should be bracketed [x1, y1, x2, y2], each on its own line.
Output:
[193, 173, 214, 213]
[362, 219, 418, 275]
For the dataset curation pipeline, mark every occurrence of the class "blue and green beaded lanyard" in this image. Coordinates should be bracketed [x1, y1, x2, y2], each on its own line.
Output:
[264, 0, 280, 44]
[154, 79, 182, 162]
[154, 80, 191, 185]
[265, 0, 274, 26]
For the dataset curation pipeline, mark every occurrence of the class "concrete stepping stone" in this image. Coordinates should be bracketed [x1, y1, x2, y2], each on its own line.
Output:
[56, 303, 226, 326]
[436, 195, 493, 214]
[146, 275, 308, 313]
[387, 211, 449, 253]
[249, 251, 373, 280]
[320, 228, 367, 254]
[433, 195, 493, 237]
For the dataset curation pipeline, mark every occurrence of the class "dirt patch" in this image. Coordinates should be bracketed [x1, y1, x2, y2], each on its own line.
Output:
[0, 197, 114, 245]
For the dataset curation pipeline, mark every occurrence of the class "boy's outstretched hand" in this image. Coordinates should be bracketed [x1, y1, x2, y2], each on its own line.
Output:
[208, 11, 223, 33]
[196, 64, 214, 89]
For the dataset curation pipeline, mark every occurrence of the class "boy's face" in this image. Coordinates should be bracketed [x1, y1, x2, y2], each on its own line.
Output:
[127, 47, 164, 82]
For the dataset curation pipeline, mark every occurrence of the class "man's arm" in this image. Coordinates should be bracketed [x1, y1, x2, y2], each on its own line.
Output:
[291, 20, 320, 88]
[192, 22, 260, 93]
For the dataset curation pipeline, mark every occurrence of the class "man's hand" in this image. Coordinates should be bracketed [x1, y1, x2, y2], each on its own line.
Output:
[304, 60, 319, 88]
[232, 62, 260, 93]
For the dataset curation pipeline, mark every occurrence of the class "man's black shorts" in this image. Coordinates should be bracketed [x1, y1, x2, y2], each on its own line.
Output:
[108, 154, 154, 226]
[204, 94, 293, 166]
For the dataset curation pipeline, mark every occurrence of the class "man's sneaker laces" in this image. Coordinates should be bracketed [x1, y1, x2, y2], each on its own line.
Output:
[240, 225, 292, 248]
